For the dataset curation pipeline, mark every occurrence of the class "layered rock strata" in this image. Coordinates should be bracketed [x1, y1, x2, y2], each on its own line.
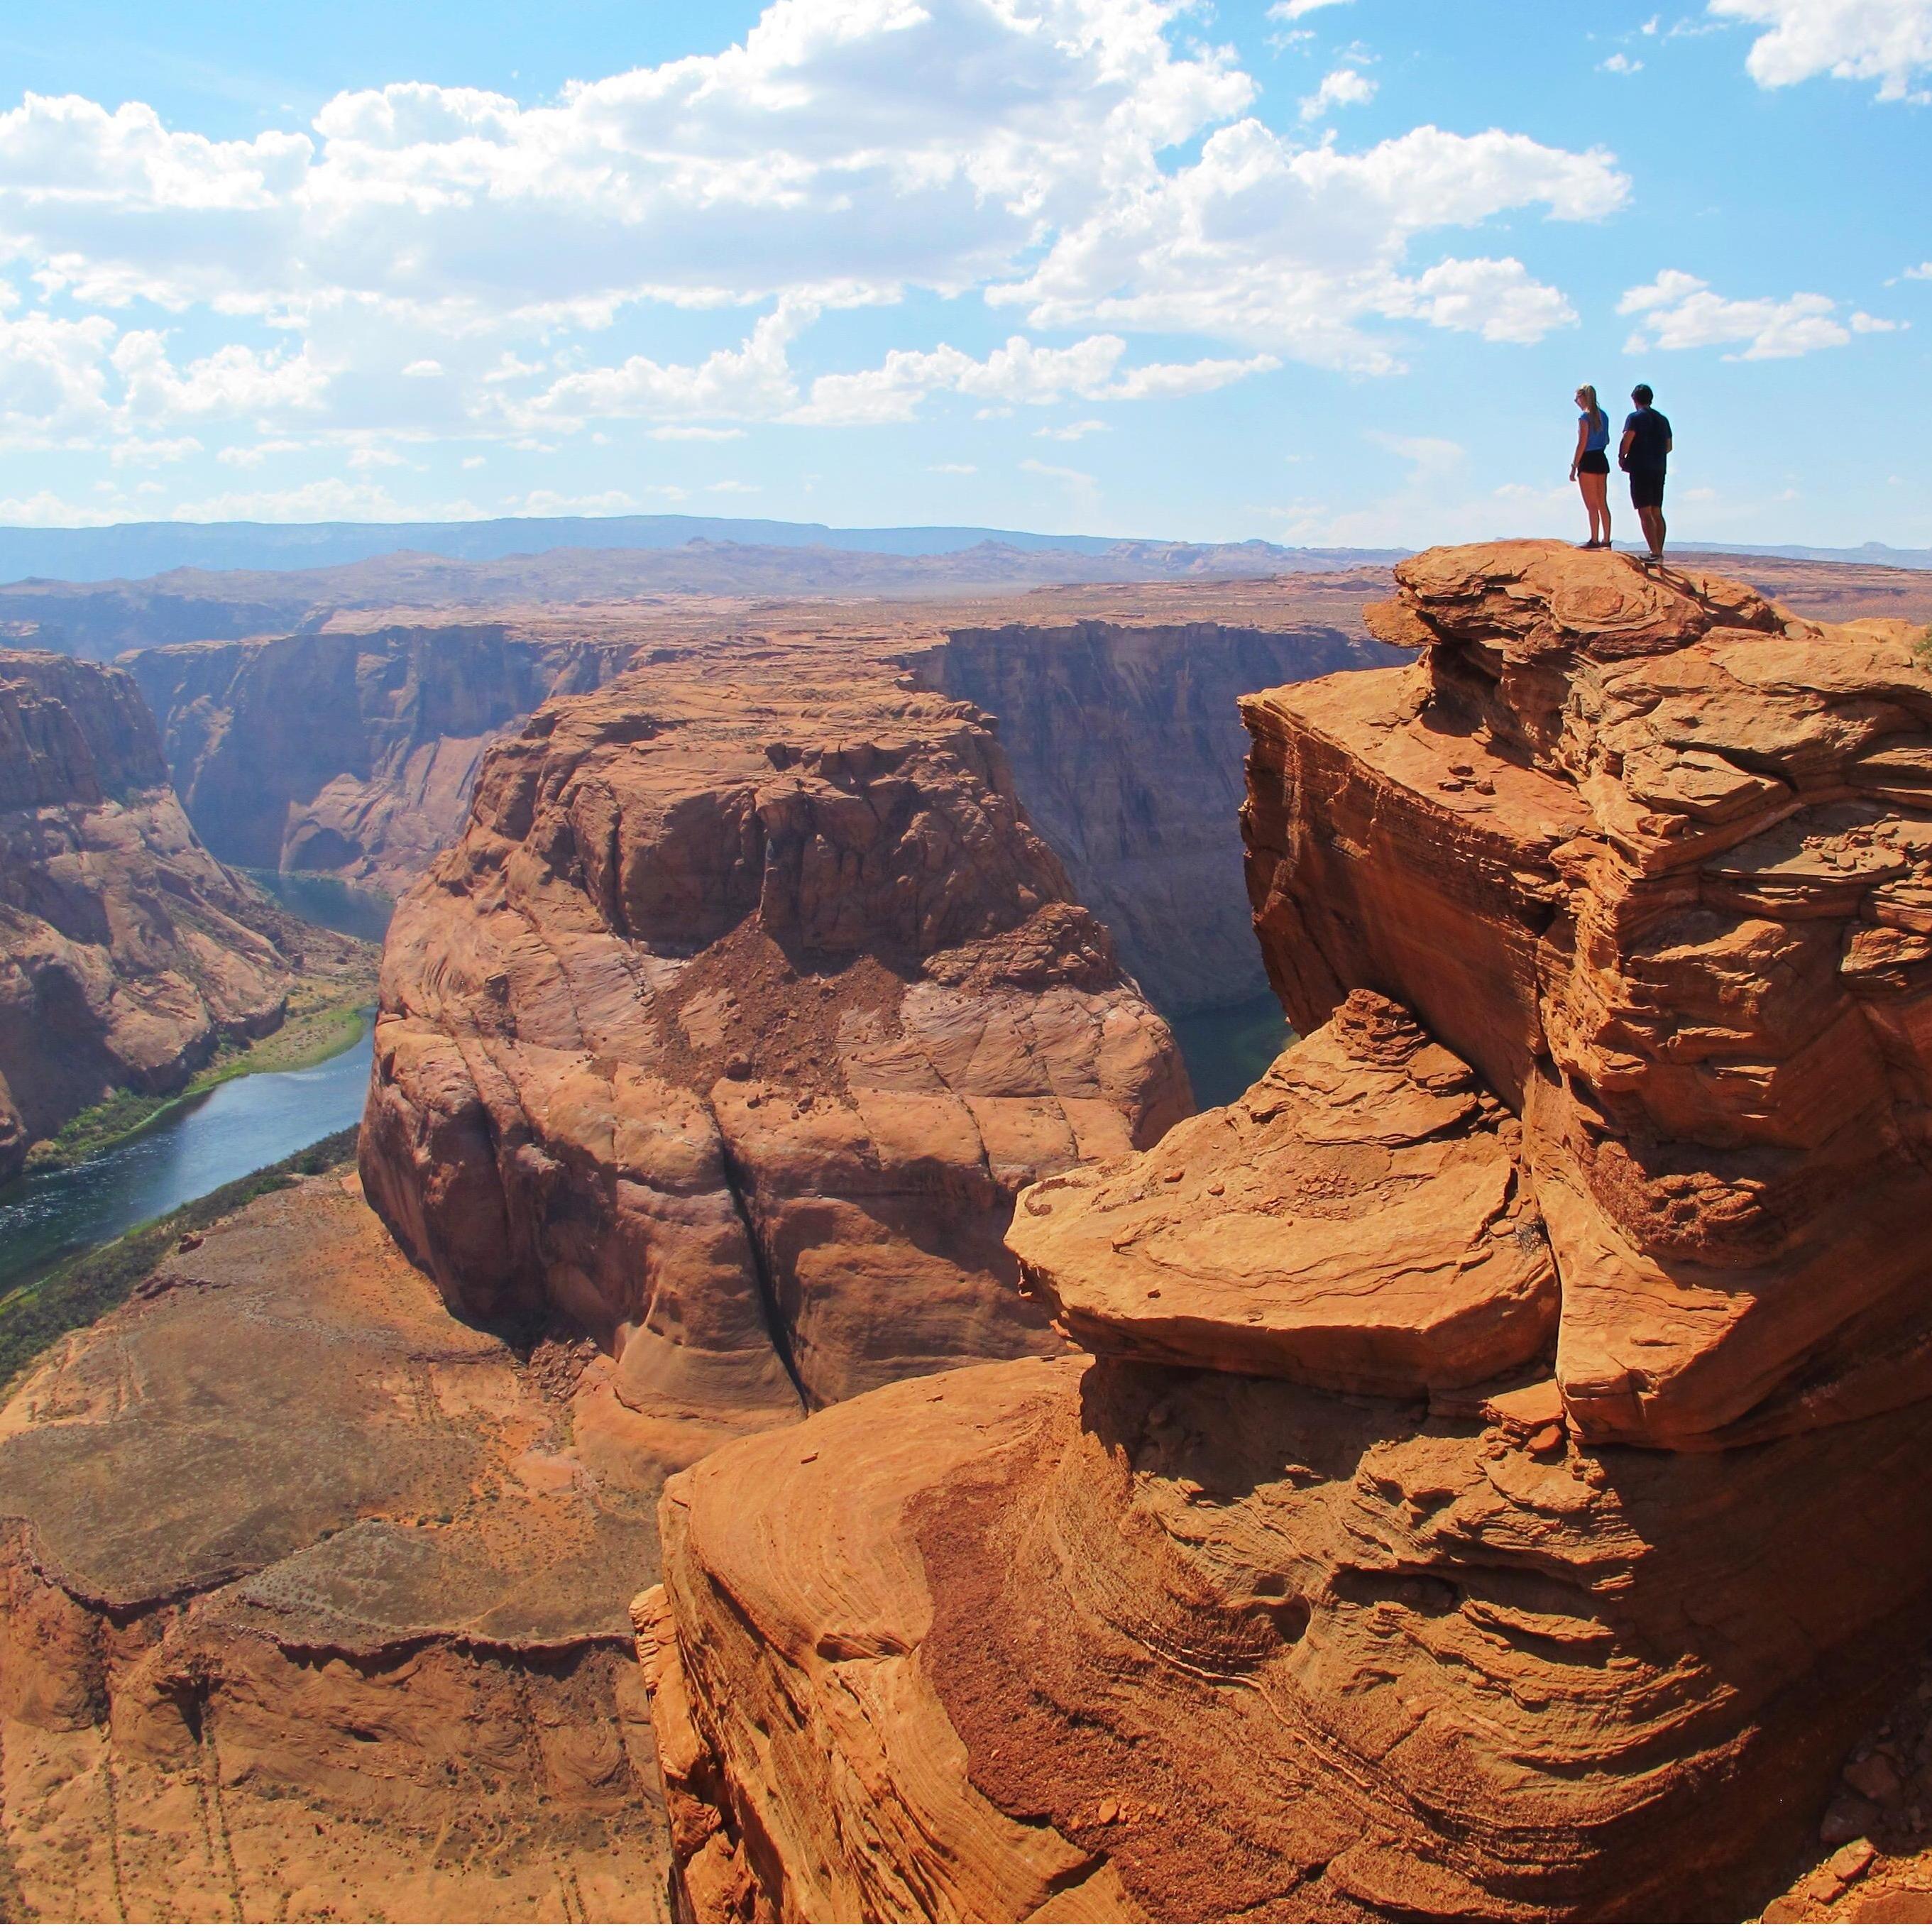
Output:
[1245, 541, 1932, 1449]
[646, 544, 1932, 1921]
[904, 618, 1395, 1013]
[128, 624, 640, 886]
[361, 659, 1190, 1464]
[0, 1167, 671, 1920]
[0, 648, 348, 1178]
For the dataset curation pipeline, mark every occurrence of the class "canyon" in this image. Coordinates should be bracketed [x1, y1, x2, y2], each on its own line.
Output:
[0, 649, 369, 1181]
[116, 571, 1397, 1012]
[644, 543, 1932, 1921]
[1, 540, 1931, 1921]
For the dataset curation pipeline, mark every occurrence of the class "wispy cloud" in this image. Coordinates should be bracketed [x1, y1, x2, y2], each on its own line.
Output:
[1300, 67, 1377, 118]
[1620, 268, 1904, 358]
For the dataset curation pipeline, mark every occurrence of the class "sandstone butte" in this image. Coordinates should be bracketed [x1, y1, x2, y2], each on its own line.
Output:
[358, 655, 1194, 1468]
[0, 647, 366, 1180]
[642, 541, 1932, 1922]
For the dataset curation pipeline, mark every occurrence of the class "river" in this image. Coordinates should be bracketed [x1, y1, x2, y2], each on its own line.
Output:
[0, 871, 392, 1295]
[0, 1018, 375, 1295]
[1170, 992, 1293, 1110]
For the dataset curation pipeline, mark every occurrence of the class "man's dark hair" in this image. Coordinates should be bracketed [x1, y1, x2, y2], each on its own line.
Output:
[1632, 383, 1654, 405]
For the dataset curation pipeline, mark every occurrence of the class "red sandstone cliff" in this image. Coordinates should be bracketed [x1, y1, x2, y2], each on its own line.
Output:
[0, 649, 353, 1178]
[642, 544, 1932, 1922]
[359, 657, 1190, 1466]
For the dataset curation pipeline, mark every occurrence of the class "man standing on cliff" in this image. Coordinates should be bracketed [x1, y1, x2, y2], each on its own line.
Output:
[1619, 384, 1673, 561]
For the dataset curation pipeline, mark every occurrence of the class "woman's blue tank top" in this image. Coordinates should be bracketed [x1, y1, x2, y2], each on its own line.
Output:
[1583, 409, 1610, 454]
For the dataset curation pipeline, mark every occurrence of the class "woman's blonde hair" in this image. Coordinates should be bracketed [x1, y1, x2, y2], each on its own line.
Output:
[1577, 383, 1603, 423]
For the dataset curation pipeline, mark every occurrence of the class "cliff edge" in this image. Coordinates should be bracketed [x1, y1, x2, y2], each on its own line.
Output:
[642, 543, 1932, 1921]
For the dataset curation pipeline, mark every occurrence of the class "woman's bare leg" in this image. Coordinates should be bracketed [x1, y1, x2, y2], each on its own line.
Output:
[1584, 471, 1610, 546]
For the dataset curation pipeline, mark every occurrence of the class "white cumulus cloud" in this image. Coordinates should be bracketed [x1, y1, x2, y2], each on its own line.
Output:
[1618, 268, 1891, 358]
[1709, 0, 1932, 100]
[1300, 68, 1377, 119]
[995, 121, 1624, 371]
[0, 0, 1628, 480]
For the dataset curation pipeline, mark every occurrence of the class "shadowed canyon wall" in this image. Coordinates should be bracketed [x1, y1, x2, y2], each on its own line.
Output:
[0, 649, 355, 1179]
[128, 625, 642, 887]
[127, 600, 1398, 1021]
[904, 618, 1398, 1014]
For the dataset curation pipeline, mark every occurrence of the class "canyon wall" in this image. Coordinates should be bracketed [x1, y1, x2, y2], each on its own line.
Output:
[644, 544, 1932, 1922]
[127, 625, 641, 887]
[0, 649, 341, 1178]
[130, 603, 1397, 1021]
[359, 655, 1189, 1468]
[906, 618, 1396, 1014]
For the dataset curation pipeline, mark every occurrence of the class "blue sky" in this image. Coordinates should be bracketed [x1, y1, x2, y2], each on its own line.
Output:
[0, 0, 1926, 548]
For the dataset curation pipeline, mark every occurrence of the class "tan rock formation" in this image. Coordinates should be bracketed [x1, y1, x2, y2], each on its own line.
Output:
[0, 648, 360, 1178]
[1245, 540, 1932, 1449]
[0, 1168, 671, 1921]
[360, 658, 1190, 1463]
[647, 544, 1932, 1922]
[1011, 990, 1556, 1393]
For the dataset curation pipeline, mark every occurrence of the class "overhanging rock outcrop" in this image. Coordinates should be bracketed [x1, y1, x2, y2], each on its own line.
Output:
[1246, 539, 1932, 1449]
[642, 542, 1932, 1922]
[360, 657, 1190, 1469]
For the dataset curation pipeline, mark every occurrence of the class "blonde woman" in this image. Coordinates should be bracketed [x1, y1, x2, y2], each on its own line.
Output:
[1569, 385, 1612, 549]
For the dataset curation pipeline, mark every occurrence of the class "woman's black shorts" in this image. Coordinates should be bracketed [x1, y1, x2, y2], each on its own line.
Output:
[1577, 451, 1609, 476]
[1628, 466, 1667, 509]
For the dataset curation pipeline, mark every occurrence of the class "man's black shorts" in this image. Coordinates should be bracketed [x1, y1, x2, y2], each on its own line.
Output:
[1629, 466, 1667, 510]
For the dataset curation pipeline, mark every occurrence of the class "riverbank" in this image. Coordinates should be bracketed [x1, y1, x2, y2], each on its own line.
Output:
[23, 958, 376, 1173]
[0, 1124, 358, 1393]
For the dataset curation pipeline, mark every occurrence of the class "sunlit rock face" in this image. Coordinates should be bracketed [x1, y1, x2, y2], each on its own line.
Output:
[642, 544, 1932, 1923]
[1246, 539, 1932, 1449]
[361, 655, 1190, 1467]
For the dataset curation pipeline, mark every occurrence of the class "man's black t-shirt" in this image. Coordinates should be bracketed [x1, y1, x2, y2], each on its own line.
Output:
[1623, 407, 1672, 471]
